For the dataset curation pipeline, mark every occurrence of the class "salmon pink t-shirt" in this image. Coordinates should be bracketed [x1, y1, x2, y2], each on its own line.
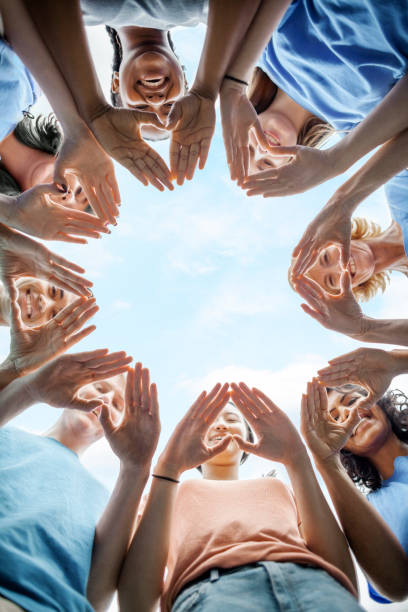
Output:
[161, 478, 356, 611]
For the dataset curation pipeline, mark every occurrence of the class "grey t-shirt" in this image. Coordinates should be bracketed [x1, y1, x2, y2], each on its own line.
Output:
[81, 0, 208, 29]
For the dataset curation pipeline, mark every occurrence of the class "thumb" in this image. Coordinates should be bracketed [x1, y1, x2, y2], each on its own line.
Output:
[252, 121, 269, 152]
[98, 403, 116, 436]
[267, 145, 298, 157]
[356, 392, 376, 411]
[166, 102, 181, 129]
[232, 434, 256, 454]
[70, 397, 103, 412]
[9, 290, 23, 332]
[207, 434, 232, 458]
[53, 160, 68, 193]
[135, 110, 165, 129]
[341, 240, 351, 268]
[340, 269, 352, 294]
[345, 406, 361, 433]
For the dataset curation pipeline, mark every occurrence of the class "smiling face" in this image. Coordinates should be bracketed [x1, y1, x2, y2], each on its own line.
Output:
[248, 108, 297, 174]
[204, 404, 250, 468]
[305, 241, 375, 294]
[49, 175, 91, 212]
[327, 389, 392, 456]
[15, 277, 76, 327]
[61, 375, 126, 447]
[112, 45, 185, 140]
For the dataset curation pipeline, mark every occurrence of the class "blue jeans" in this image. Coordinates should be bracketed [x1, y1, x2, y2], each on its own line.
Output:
[172, 562, 363, 612]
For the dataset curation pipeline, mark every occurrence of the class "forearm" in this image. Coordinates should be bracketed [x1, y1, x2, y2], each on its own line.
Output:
[286, 451, 358, 591]
[329, 74, 408, 173]
[315, 455, 408, 601]
[192, 0, 262, 99]
[225, 0, 291, 83]
[1, 0, 88, 134]
[87, 464, 150, 611]
[332, 128, 408, 210]
[0, 371, 35, 426]
[358, 317, 408, 346]
[22, 0, 107, 124]
[0, 195, 16, 228]
[118, 464, 179, 612]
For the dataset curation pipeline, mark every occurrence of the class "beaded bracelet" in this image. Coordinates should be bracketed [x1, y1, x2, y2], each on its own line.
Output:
[152, 473, 180, 484]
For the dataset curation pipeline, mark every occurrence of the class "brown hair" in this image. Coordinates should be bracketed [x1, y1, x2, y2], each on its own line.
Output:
[339, 389, 408, 491]
[248, 67, 334, 148]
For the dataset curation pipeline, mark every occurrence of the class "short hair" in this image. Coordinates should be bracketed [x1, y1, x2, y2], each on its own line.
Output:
[339, 389, 408, 491]
[248, 67, 334, 148]
[287, 217, 392, 303]
[0, 114, 63, 196]
[105, 26, 188, 140]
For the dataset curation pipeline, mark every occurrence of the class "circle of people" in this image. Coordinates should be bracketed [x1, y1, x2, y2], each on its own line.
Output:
[0, 1, 407, 611]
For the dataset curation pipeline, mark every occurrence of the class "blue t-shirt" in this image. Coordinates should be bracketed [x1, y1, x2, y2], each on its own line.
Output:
[385, 171, 408, 259]
[0, 38, 41, 141]
[81, 0, 208, 28]
[367, 455, 408, 603]
[0, 427, 109, 612]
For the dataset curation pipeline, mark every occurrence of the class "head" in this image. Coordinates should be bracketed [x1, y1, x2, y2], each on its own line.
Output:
[58, 374, 126, 450]
[106, 26, 188, 141]
[247, 67, 334, 173]
[289, 218, 390, 302]
[13, 277, 76, 327]
[198, 402, 255, 473]
[326, 386, 408, 491]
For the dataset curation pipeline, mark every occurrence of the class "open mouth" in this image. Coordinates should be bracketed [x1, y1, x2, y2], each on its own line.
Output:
[25, 289, 33, 319]
[349, 256, 356, 278]
[139, 76, 167, 89]
[352, 416, 371, 436]
[265, 130, 281, 146]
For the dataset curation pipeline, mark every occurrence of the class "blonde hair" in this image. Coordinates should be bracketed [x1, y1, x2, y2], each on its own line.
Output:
[288, 217, 390, 302]
[350, 218, 390, 302]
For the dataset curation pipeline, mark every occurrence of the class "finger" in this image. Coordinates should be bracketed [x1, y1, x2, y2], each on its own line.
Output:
[56, 296, 94, 325]
[144, 154, 173, 190]
[242, 168, 277, 187]
[237, 383, 269, 415]
[73, 348, 109, 362]
[198, 137, 212, 171]
[82, 182, 116, 226]
[193, 383, 221, 417]
[55, 234, 88, 245]
[340, 269, 352, 295]
[141, 367, 150, 412]
[47, 252, 85, 275]
[69, 397, 103, 412]
[252, 121, 269, 153]
[99, 403, 116, 436]
[344, 406, 361, 433]
[188, 390, 208, 418]
[341, 240, 351, 269]
[64, 324, 96, 349]
[204, 385, 230, 422]
[300, 394, 313, 433]
[47, 274, 91, 298]
[89, 356, 133, 374]
[252, 387, 280, 413]
[166, 103, 181, 130]
[301, 303, 326, 325]
[88, 364, 131, 383]
[106, 169, 121, 205]
[150, 382, 159, 419]
[292, 246, 319, 279]
[169, 140, 181, 179]
[176, 145, 188, 186]
[356, 393, 376, 411]
[268, 145, 298, 157]
[84, 350, 128, 367]
[125, 367, 135, 412]
[136, 160, 165, 192]
[9, 291, 24, 332]
[64, 305, 99, 335]
[100, 180, 120, 220]
[134, 362, 143, 408]
[231, 434, 256, 454]
[186, 143, 200, 181]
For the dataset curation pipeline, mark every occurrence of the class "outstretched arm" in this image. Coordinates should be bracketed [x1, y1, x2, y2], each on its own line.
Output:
[87, 364, 161, 611]
[301, 382, 408, 601]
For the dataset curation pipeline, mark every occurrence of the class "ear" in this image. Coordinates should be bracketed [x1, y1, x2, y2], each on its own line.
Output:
[111, 71, 120, 94]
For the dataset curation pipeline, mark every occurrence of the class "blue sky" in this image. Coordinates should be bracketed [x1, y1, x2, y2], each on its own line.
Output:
[1, 23, 407, 611]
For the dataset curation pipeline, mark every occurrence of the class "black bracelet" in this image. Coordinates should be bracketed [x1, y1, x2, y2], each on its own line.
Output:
[152, 473, 180, 484]
[225, 74, 249, 87]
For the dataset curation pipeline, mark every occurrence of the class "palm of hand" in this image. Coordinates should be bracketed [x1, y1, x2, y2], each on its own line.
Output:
[15, 189, 62, 240]
[171, 94, 215, 147]
[106, 414, 160, 466]
[322, 291, 365, 336]
[281, 147, 333, 194]
[9, 319, 63, 376]
[305, 417, 352, 460]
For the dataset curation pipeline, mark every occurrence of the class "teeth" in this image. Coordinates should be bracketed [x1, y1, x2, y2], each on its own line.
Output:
[26, 294, 32, 317]
[140, 77, 165, 88]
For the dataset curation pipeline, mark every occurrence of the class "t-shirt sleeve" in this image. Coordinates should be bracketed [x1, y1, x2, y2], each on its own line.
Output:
[385, 170, 408, 259]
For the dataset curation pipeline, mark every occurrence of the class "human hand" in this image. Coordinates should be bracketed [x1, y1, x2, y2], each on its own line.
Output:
[54, 124, 120, 226]
[291, 200, 352, 279]
[156, 383, 231, 479]
[11, 183, 110, 243]
[318, 348, 397, 409]
[220, 80, 269, 185]
[300, 380, 360, 463]
[27, 349, 132, 410]
[99, 362, 161, 470]
[294, 271, 367, 339]
[89, 106, 173, 191]
[243, 146, 336, 197]
[0, 224, 93, 297]
[230, 382, 305, 466]
[4, 290, 98, 377]
[167, 92, 216, 185]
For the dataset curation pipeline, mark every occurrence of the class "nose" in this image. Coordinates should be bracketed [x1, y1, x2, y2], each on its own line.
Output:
[37, 293, 49, 313]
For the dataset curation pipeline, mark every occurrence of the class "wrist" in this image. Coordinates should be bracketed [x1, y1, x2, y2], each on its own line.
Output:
[190, 81, 218, 102]
[119, 461, 150, 482]
[0, 195, 17, 226]
[283, 445, 309, 471]
[154, 455, 182, 481]
[328, 136, 361, 176]
[313, 452, 343, 474]
[390, 349, 408, 375]
[0, 357, 18, 390]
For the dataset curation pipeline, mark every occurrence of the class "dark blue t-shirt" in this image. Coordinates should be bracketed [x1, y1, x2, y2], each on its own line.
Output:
[0, 427, 109, 612]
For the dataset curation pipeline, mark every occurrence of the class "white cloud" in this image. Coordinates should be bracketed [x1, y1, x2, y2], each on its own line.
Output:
[112, 300, 132, 311]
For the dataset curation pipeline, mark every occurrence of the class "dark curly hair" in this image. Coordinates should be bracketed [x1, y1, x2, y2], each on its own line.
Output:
[339, 389, 408, 492]
[248, 66, 334, 149]
[0, 114, 62, 196]
[105, 25, 188, 111]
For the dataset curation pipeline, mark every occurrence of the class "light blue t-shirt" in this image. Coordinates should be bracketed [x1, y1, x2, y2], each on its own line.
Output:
[0, 38, 41, 141]
[259, 0, 408, 257]
[81, 0, 208, 28]
[0, 427, 109, 612]
[367, 455, 408, 603]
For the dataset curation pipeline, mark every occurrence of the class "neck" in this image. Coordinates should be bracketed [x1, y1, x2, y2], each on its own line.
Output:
[0, 283, 10, 326]
[366, 223, 407, 273]
[118, 26, 168, 51]
[201, 462, 240, 480]
[42, 418, 90, 456]
[367, 434, 408, 480]
[272, 88, 313, 135]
